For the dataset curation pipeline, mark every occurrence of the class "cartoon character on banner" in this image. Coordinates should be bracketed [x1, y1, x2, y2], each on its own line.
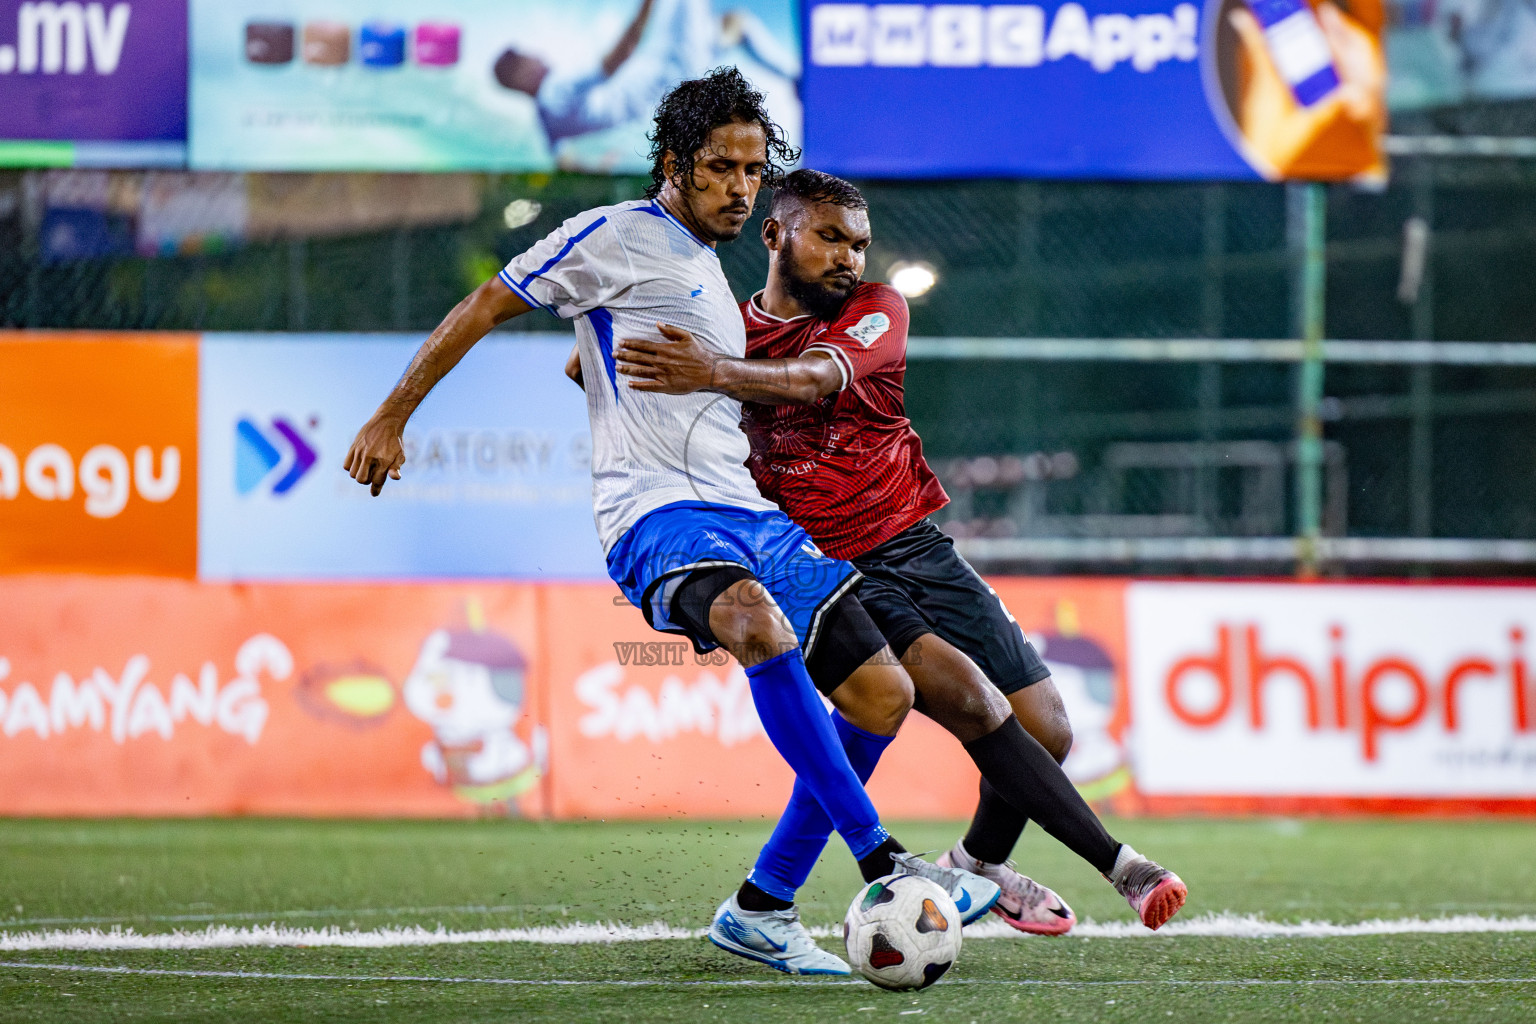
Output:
[1035, 601, 1132, 804]
[403, 625, 548, 812]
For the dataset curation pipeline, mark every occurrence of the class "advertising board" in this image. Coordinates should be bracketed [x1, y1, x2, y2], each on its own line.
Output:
[0, 332, 198, 576]
[189, 0, 799, 172]
[3, 572, 1535, 817]
[0, 576, 546, 816]
[539, 577, 1131, 820]
[801, 0, 1387, 180]
[0, 0, 187, 167]
[1125, 582, 1536, 810]
[197, 333, 606, 581]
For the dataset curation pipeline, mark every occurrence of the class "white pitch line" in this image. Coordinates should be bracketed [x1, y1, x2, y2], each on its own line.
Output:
[0, 905, 571, 929]
[1, 962, 1534, 989]
[965, 911, 1536, 941]
[4, 913, 1536, 952]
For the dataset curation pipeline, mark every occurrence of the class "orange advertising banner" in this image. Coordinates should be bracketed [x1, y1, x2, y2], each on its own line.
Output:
[0, 333, 199, 576]
[0, 575, 1130, 821]
[0, 577, 546, 816]
[5, 573, 1533, 819]
[539, 578, 1131, 823]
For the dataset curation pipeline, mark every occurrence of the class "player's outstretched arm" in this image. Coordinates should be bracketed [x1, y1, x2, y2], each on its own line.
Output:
[344, 278, 532, 496]
[616, 324, 840, 405]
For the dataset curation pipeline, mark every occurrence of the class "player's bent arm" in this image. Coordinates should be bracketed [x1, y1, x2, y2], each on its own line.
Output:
[704, 351, 841, 406]
[565, 344, 585, 391]
[615, 324, 840, 405]
[344, 278, 532, 495]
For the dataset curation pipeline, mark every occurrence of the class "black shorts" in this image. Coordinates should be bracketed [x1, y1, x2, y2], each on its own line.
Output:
[852, 519, 1051, 695]
[669, 565, 888, 697]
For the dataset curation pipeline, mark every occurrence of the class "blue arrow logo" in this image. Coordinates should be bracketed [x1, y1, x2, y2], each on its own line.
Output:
[236, 416, 318, 496]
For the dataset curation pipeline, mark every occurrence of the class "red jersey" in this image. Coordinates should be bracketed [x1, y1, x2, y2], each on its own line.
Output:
[739, 281, 948, 560]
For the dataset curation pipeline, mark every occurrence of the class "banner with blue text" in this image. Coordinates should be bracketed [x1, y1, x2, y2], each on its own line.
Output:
[800, 0, 1387, 181]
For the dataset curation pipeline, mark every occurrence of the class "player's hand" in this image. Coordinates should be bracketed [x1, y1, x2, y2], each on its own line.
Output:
[343, 412, 407, 496]
[1226, 1, 1385, 179]
[615, 323, 722, 395]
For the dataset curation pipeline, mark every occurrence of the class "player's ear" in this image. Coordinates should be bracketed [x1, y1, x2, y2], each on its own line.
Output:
[761, 216, 781, 250]
[661, 150, 680, 189]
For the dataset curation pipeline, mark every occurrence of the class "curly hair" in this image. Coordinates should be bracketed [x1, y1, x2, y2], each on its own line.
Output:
[768, 168, 868, 220]
[645, 66, 798, 199]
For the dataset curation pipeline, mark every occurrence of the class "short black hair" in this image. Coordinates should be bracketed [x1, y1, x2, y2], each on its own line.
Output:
[645, 66, 798, 199]
[768, 168, 868, 221]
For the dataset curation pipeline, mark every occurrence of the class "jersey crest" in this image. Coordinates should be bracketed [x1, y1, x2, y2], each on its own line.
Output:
[846, 312, 891, 348]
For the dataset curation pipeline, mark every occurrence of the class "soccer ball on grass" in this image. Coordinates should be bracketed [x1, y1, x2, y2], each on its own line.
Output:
[843, 874, 963, 990]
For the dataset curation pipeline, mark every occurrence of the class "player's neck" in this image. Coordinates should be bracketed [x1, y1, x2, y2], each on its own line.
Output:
[656, 190, 717, 249]
[759, 276, 813, 321]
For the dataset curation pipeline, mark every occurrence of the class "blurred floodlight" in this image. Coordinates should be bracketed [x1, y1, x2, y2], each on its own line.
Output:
[888, 261, 937, 298]
[503, 198, 542, 230]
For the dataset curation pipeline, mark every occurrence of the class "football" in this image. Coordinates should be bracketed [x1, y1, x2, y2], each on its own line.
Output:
[843, 874, 964, 991]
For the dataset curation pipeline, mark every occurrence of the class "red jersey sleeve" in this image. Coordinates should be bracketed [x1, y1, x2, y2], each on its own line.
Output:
[802, 284, 909, 391]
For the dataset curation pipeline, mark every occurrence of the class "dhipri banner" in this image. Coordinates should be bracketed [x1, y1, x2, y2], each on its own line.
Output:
[1125, 583, 1536, 810]
[801, 0, 1387, 180]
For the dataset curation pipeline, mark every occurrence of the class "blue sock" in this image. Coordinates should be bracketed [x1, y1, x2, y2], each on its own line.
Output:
[744, 650, 890, 864]
[747, 711, 895, 902]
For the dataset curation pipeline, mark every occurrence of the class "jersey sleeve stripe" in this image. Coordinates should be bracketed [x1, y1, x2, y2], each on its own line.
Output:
[805, 344, 853, 392]
[517, 214, 609, 290]
[497, 268, 549, 311]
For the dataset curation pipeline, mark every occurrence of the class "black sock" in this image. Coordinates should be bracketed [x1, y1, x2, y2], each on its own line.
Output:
[737, 879, 794, 912]
[961, 715, 1121, 875]
[855, 836, 908, 883]
[963, 776, 1030, 864]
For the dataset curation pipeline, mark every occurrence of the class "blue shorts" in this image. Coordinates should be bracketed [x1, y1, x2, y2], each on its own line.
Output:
[606, 501, 861, 656]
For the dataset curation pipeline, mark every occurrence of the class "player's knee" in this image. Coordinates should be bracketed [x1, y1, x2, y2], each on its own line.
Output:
[1039, 717, 1074, 764]
[736, 608, 797, 664]
[908, 638, 1011, 742]
[1020, 678, 1074, 763]
[870, 661, 916, 733]
[710, 581, 797, 665]
[837, 660, 913, 737]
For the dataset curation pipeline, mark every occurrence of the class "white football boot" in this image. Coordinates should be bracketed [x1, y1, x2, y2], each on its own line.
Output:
[707, 893, 851, 975]
[937, 840, 1077, 935]
[889, 850, 1002, 925]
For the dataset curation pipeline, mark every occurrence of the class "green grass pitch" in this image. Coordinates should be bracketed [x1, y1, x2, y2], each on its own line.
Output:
[1, 816, 1534, 1022]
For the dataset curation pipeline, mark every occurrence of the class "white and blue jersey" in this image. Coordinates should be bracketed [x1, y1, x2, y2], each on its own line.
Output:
[501, 198, 778, 551]
[500, 199, 859, 650]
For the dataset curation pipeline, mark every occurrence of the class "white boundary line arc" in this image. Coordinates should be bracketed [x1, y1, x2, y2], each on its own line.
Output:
[2, 962, 1535, 989]
[5, 913, 1536, 951]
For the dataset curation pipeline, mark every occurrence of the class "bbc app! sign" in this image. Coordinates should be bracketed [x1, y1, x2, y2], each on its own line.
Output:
[801, 0, 1388, 180]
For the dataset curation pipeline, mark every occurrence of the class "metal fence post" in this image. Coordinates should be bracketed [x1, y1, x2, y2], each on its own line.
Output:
[1289, 182, 1327, 576]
